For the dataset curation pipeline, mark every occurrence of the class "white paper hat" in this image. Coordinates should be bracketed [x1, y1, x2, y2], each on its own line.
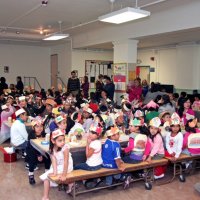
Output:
[15, 108, 26, 117]
[149, 117, 161, 128]
[19, 96, 26, 101]
[1, 104, 8, 110]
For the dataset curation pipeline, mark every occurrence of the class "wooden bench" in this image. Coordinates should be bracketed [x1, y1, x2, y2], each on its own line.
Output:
[49, 158, 168, 200]
[165, 154, 200, 183]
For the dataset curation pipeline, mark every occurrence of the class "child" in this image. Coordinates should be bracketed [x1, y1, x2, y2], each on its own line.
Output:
[122, 118, 151, 164]
[75, 123, 103, 170]
[26, 117, 51, 185]
[55, 115, 67, 132]
[159, 111, 171, 126]
[40, 129, 73, 200]
[165, 113, 183, 161]
[147, 117, 165, 179]
[102, 126, 125, 186]
[182, 118, 200, 155]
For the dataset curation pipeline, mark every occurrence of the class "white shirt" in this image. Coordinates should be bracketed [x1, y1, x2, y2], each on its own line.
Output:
[166, 131, 183, 158]
[10, 119, 28, 146]
[86, 140, 102, 167]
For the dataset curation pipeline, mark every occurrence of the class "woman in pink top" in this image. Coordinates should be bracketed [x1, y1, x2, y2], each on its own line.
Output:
[127, 78, 142, 103]
[182, 118, 200, 155]
[147, 117, 165, 179]
[178, 97, 195, 126]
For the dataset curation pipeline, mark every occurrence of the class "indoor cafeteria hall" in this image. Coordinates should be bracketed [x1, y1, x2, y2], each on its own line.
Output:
[0, 0, 200, 200]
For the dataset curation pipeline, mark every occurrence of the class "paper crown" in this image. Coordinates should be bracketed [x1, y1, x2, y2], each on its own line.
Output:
[89, 124, 102, 135]
[52, 107, 61, 115]
[55, 115, 65, 124]
[46, 98, 56, 107]
[1, 104, 8, 110]
[83, 107, 93, 114]
[123, 102, 132, 112]
[149, 117, 161, 128]
[15, 108, 26, 117]
[114, 112, 123, 120]
[170, 112, 181, 125]
[143, 100, 159, 109]
[71, 112, 82, 122]
[134, 110, 144, 118]
[188, 118, 198, 128]
[113, 105, 122, 113]
[52, 129, 65, 139]
[19, 96, 26, 101]
[31, 117, 43, 127]
[186, 113, 195, 121]
[106, 126, 119, 137]
[129, 118, 142, 126]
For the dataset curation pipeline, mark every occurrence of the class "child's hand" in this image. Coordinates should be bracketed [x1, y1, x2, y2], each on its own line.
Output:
[49, 173, 57, 177]
[37, 156, 43, 162]
[121, 147, 125, 151]
[119, 163, 126, 172]
[59, 174, 67, 182]
[171, 157, 177, 162]
[142, 155, 147, 161]
[146, 156, 152, 163]
[171, 152, 176, 157]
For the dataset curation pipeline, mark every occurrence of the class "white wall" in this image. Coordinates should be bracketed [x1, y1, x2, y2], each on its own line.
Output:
[138, 44, 200, 90]
[71, 50, 113, 77]
[0, 44, 51, 90]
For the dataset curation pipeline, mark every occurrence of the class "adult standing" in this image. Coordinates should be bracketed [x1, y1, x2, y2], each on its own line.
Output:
[67, 71, 80, 97]
[81, 76, 89, 99]
[103, 76, 115, 101]
[16, 76, 24, 94]
[127, 78, 142, 102]
[0, 77, 8, 93]
[95, 74, 104, 101]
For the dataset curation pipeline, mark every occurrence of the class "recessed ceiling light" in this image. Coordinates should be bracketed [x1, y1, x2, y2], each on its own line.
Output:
[16, 31, 20, 34]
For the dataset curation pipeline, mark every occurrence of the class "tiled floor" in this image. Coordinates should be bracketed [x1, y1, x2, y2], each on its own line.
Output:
[0, 153, 200, 200]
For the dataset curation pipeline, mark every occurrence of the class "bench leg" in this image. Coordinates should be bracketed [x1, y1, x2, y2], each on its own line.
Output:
[72, 182, 76, 200]
[143, 168, 153, 190]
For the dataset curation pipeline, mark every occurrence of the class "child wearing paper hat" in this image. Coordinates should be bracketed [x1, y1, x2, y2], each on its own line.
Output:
[147, 117, 165, 179]
[165, 112, 183, 161]
[74, 123, 103, 171]
[121, 118, 150, 166]
[26, 116, 50, 185]
[102, 126, 125, 185]
[182, 118, 200, 155]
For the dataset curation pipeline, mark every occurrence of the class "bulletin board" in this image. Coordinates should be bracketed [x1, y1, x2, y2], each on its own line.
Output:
[113, 63, 127, 92]
[85, 60, 113, 89]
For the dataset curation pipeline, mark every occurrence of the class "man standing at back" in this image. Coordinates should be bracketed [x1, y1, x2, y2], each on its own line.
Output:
[103, 76, 115, 101]
[67, 71, 80, 97]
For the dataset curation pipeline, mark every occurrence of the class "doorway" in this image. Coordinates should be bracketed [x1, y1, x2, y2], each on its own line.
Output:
[138, 66, 150, 84]
[51, 54, 58, 89]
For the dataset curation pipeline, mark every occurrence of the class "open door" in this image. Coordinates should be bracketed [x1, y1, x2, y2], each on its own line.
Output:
[51, 54, 58, 89]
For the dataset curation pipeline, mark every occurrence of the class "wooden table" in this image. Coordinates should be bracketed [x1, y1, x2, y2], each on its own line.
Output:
[31, 134, 129, 165]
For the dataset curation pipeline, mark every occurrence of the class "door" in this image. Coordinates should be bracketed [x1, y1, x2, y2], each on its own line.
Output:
[51, 54, 58, 89]
[139, 66, 150, 83]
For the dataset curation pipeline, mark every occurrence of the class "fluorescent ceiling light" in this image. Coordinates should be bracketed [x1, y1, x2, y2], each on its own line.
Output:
[43, 33, 69, 41]
[98, 7, 150, 24]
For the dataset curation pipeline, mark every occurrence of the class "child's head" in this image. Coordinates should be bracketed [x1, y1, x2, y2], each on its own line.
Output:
[31, 117, 43, 135]
[50, 129, 65, 153]
[129, 118, 141, 133]
[149, 117, 161, 136]
[71, 111, 82, 123]
[159, 112, 171, 123]
[170, 112, 181, 133]
[55, 115, 67, 131]
[89, 124, 102, 141]
[82, 107, 93, 119]
[106, 126, 120, 141]
[185, 118, 198, 133]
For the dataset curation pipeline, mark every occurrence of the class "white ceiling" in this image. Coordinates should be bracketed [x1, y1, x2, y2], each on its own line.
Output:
[0, 0, 199, 49]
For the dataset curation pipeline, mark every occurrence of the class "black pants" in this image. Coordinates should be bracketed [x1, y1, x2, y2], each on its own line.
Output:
[26, 147, 51, 173]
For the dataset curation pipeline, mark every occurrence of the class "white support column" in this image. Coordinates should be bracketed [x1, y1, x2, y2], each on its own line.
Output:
[112, 39, 138, 104]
